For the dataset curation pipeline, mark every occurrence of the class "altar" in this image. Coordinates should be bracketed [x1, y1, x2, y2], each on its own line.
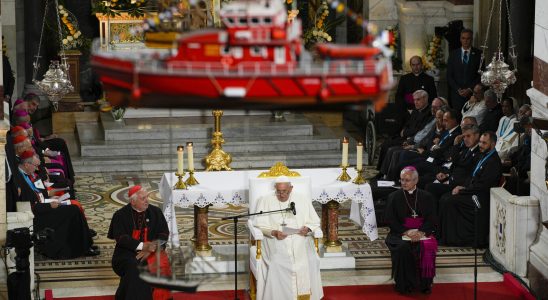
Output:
[159, 167, 378, 254]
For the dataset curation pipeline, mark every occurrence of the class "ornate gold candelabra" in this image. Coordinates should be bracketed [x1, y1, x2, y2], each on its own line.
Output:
[205, 110, 232, 171]
[174, 172, 187, 189]
[352, 168, 367, 185]
[337, 165, 351, 182]
[185, 170, 199, 185]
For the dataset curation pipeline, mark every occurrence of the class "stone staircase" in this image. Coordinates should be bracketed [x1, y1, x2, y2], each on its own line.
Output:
[72, 112, 357, 172]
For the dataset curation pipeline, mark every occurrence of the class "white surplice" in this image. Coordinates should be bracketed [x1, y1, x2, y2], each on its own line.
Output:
[254, 192, 323, 300]
[495, 115, 518, 160]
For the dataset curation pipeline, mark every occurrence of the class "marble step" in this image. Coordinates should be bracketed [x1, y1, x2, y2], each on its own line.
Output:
[77, 123, 341, 157]
[72, 151, 357, 173]
[100, 113, 314, 141]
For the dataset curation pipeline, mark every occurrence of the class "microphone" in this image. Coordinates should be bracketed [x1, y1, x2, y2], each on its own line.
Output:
[289, 202, 296, 215]
[472, 195, 481, 209]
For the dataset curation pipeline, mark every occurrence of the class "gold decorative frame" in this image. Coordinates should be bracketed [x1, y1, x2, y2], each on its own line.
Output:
[258, 162, 301, 178]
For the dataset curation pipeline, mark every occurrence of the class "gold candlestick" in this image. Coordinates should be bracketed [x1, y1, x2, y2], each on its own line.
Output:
[185, 170, 199, 185]
[352, 168, 367, 185]
[174, 172, 187, 189]
[205, 110, 233, 171]
[337, 165, 351, 182]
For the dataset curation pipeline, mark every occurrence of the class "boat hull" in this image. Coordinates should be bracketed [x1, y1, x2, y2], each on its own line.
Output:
[91, 55, 392, 112]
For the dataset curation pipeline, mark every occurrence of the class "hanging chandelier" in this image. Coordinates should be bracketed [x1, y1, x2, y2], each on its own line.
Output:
[478, 0, 517, 101]
[32, 0, 74, 110]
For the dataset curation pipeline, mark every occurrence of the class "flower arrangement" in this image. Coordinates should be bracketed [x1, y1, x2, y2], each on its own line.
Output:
[303, 0, 334, 49]
[387, 24, 402, 71]
[93, 0, 149, 17]
[58, 5, 87, 51]
[423, 34, 444, 71]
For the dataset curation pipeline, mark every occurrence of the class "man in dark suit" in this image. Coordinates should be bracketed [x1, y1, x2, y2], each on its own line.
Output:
[438, 131, 502, 247]
[479, 89, 503, 133]
[446, 29, 482, 112]
[395, 56, 438, 112]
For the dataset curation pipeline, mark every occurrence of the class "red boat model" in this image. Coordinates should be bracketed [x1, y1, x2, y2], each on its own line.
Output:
[91, 0, 394, 111]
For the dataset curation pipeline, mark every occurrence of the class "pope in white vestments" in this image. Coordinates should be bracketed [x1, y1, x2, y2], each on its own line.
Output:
[254, 178, 324, 300]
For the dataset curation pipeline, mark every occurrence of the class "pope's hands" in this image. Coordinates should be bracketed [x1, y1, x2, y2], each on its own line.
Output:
[271, 230, 288, 240]
[298, 226, 311, 236]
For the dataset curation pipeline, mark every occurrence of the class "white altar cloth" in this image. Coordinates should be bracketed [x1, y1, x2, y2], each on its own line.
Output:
[159, 168, 378, 246]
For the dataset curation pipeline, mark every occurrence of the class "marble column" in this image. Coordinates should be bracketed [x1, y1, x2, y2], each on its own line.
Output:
[324, 200, 342, 253]
[321, 203, 328, 239]
[527, 2, 548, 294]
[194, 205, 212, 255]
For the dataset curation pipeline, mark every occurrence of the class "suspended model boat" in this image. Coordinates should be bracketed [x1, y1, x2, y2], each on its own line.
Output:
[91, 0, 394, 111]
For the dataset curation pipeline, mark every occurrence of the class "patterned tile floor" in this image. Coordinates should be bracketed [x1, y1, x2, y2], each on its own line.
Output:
[35, 112, 498, 294]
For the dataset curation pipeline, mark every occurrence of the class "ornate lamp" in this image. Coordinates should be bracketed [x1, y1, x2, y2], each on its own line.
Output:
[478, 0, 517, 101]
[32, 0, 74, 110]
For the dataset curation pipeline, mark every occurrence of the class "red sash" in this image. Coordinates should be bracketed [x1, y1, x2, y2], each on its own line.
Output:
[403, 217, 438, 279]
[132, 228, 172, 300]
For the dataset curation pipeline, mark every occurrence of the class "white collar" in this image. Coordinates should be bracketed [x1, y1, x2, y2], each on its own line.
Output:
[470, 144, 479, 152]
[405, 187, 417, 194]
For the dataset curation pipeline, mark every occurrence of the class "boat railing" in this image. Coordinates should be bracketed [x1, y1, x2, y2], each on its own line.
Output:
[149, 59, 382, 77]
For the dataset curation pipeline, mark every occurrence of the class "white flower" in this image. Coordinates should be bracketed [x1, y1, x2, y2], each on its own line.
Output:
[67, 36, 73, 41]
[62, 39, 68, 45]
[58, 5, 63, 9]
[131, 0, 137, 3]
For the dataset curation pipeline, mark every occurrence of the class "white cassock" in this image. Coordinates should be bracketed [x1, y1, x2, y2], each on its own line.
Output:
[254, 192, 323, 300]
[495, 115, 518, 160]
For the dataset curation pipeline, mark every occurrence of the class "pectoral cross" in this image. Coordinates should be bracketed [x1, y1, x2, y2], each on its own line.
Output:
[411, 211, 418, 218]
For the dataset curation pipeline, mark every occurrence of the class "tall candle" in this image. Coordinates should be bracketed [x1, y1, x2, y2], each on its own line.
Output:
[177, 145, 184, 175]
[356, 141, 363, 171]
[187, 142, 194, 171]
[342, 137, 349, 166]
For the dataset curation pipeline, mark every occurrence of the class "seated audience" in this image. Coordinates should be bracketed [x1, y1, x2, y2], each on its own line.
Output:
[377, 90, 433, 172]
[385, 166, 437, 294]
[16, 150, 97, 258]
[378, 98, 445, 179]
[437, 131, 502, 247]
[387, 109, 462, 181]
[425, 124, 482, 208]
[418, 118, 478, 188]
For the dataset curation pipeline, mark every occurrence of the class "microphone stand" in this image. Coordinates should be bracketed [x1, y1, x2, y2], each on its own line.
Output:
[221, 206, 294, 300]
[472, 195, 480, 300]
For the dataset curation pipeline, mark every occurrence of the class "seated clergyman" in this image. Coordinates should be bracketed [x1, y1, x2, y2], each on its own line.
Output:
[108, 185, 171, 300]
[254, 176, 323, 300]
[384, 166, 437, 295]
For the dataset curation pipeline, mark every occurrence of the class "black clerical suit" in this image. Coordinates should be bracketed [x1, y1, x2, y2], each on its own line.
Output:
[395, 72, 437, 112]
[447, 47, 482, 111]
[438, 149, 502, 247]
[108, 204, 169, 300]
[385, 189, 436, 293]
